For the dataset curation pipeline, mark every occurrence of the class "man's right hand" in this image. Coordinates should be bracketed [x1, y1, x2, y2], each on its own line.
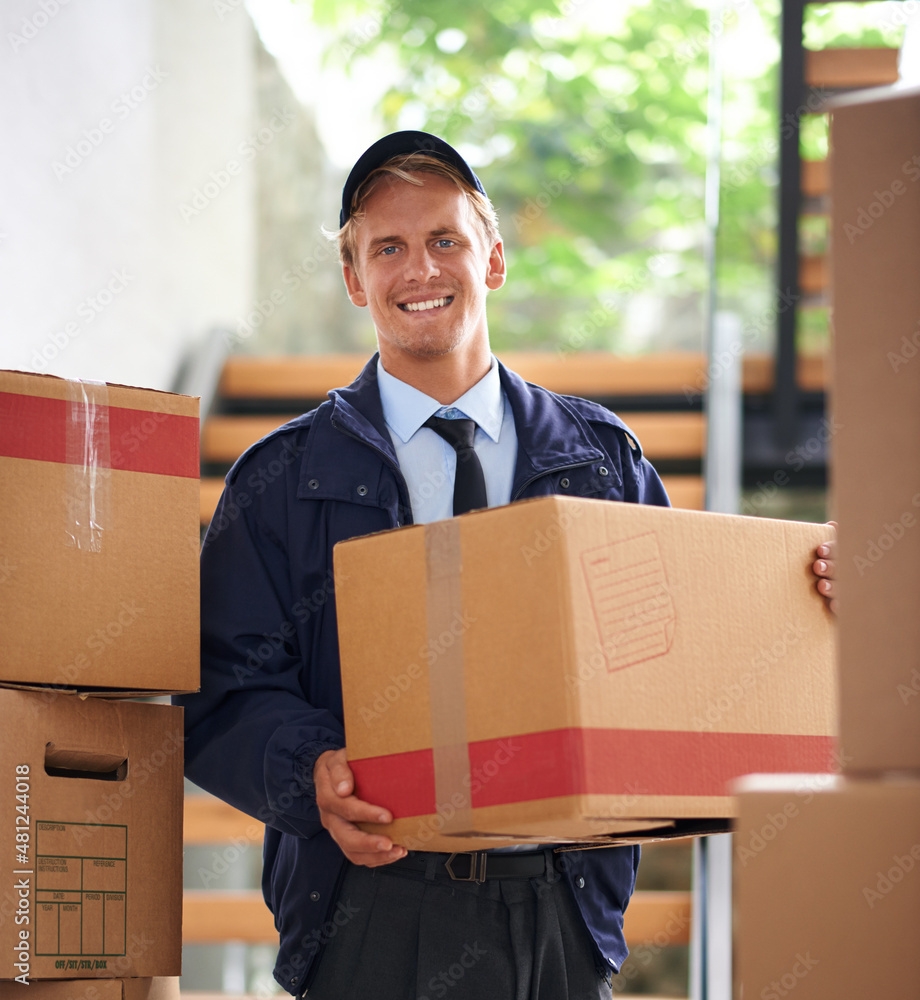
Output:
[314, 748, 408, 867]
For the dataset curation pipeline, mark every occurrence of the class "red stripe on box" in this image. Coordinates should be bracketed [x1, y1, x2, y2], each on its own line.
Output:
[350, 728, 837, 818]
[351, 748, 436, 818]
[0, 392, 199, 478]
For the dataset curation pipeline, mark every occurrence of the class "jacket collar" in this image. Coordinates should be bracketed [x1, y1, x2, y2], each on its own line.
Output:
[496, 360, 607, 494]
[300, 352, 611, 501]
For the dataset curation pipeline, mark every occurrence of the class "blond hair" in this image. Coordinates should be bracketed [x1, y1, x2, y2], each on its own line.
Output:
[331, 153, 500, 270]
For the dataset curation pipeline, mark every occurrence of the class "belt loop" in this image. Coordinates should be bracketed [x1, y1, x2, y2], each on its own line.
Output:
[424, 853, 439, 882]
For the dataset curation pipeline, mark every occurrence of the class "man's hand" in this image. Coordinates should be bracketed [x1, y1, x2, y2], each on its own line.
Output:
[314, 748, 407, 867]
[813, 521, 837, 615]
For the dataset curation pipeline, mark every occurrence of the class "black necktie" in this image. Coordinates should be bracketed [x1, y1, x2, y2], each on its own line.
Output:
[424, 415, 488, 515]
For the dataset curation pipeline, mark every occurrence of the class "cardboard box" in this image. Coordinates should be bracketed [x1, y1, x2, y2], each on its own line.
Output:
[829, 86, 920, 773]
[0, 979, 179, 1000]
[0, 691, 183, 980]
[334, 496, 837, 851]
[0, 371, 199, 694]
[734, 773, 920, 999]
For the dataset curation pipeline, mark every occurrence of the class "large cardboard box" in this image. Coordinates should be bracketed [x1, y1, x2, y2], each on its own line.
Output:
[334, 497, 837, 851]
[0, 371, 199, 694]
[734, 773, 920, 999]
[0, 691, 183, 981]
[830, 86, 920, 772]
[0, 979, 179, 1000]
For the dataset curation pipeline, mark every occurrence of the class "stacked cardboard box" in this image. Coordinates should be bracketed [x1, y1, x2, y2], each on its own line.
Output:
[734, 85, 920, 998]
[334, 496, 838, 853]
[0, 371, 199, 993]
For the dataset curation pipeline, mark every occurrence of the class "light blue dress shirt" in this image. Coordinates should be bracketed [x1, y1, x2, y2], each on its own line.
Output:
[376, 356, 517, 524]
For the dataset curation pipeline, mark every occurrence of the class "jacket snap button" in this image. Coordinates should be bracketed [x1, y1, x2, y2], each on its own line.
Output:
[576, 876, 585, 888]
[309, 890, 320, 902]
[599, 466, 609, 477]
[308, 479, 319, 490]
[560, 477, 571, 489]
[357, 485, 368, 497]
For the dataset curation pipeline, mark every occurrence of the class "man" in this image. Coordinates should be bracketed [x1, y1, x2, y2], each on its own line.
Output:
[180, 131, 837, 998]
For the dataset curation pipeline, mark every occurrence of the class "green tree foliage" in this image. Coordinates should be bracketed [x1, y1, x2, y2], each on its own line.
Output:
[310, 0, 905, 355]
[314, 0, 717, 351]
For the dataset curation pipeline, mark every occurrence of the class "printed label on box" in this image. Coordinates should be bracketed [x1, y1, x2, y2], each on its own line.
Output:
[581, 532, 675, 671]
[35, 821, 127, 963]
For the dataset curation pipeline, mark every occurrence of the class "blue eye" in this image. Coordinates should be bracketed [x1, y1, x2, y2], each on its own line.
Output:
[437, 239, 454, 248]
[381, 246, 397, 255]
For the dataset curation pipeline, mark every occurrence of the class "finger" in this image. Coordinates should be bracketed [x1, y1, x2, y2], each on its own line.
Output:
[324, 813, 406, 866]
[813, 558, 836, 579]
[817, 522, 838, 559]
[320, 791, 394, 827]
[817, 577, 834, 597]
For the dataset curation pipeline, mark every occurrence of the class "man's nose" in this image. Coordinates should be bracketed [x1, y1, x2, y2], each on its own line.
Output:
[403, 245, 440, 281]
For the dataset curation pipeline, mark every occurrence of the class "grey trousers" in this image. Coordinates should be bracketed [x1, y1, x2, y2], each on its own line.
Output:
[305, 851, 612, 999]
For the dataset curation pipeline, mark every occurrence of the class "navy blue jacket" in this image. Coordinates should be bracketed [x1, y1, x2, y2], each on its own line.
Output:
[179, 355, 671, 996]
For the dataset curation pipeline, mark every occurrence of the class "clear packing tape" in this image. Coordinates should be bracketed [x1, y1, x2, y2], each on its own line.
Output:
[65, 379, 111, 552]
[425, 520, 473, 835]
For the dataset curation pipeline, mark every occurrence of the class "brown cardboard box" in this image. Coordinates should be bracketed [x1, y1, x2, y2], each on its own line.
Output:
[734, 773, 920, 999]
[334, 496, 837, 851]
[0, 691, 183, 980]
[0, 370, 199, 695]
[830, 86, 920, 772]
[0, 979, 179, 999]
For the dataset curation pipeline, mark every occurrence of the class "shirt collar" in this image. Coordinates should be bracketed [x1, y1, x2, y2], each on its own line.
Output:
[377, 356, 505, 444]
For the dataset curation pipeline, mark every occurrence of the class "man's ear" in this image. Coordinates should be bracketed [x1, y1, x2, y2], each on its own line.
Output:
[485, 241, 506, 291]
[343, 264, 367, 307]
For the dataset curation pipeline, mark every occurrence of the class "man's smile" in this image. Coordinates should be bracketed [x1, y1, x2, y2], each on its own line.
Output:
[398, 296, 454, 312]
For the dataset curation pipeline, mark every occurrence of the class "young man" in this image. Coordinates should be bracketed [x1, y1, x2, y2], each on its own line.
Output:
[180, 131, 837, 998]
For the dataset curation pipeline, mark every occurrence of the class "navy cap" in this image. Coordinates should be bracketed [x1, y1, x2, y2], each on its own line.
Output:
[339, 130, 487, 227]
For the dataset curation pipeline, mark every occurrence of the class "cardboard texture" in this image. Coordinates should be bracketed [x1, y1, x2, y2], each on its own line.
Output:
[0, 370, 200, 695]
[334, 496, 837, 851]
[0, 691, 183, 981]
[830, 86, 920, 772]
[734, 774, 920, 999]
[0, 979, 179, 1000]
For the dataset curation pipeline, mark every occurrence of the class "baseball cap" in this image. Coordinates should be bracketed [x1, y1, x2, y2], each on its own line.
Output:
[339, 130, 487, 227]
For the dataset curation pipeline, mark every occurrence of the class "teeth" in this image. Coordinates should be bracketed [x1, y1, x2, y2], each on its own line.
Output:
[402, 297, 449, 312]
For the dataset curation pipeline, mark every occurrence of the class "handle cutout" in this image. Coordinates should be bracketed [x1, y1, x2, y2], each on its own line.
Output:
[44, 742, 128, 782]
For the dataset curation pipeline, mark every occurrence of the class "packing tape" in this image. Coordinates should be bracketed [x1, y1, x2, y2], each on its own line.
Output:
[425, 519, 473, 835]
[65, 379, 111, 552]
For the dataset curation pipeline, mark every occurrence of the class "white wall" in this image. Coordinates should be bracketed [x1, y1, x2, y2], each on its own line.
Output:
[0, 0, 257, 390]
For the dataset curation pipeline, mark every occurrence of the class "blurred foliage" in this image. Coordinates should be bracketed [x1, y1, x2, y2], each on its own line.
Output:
[307, 0, 905, 356]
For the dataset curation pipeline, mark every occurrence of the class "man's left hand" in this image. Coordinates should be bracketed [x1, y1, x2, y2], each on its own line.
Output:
[813, 521, 837, 615]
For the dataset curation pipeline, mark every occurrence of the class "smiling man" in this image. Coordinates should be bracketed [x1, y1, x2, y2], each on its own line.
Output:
[180, 131, 838, 999]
